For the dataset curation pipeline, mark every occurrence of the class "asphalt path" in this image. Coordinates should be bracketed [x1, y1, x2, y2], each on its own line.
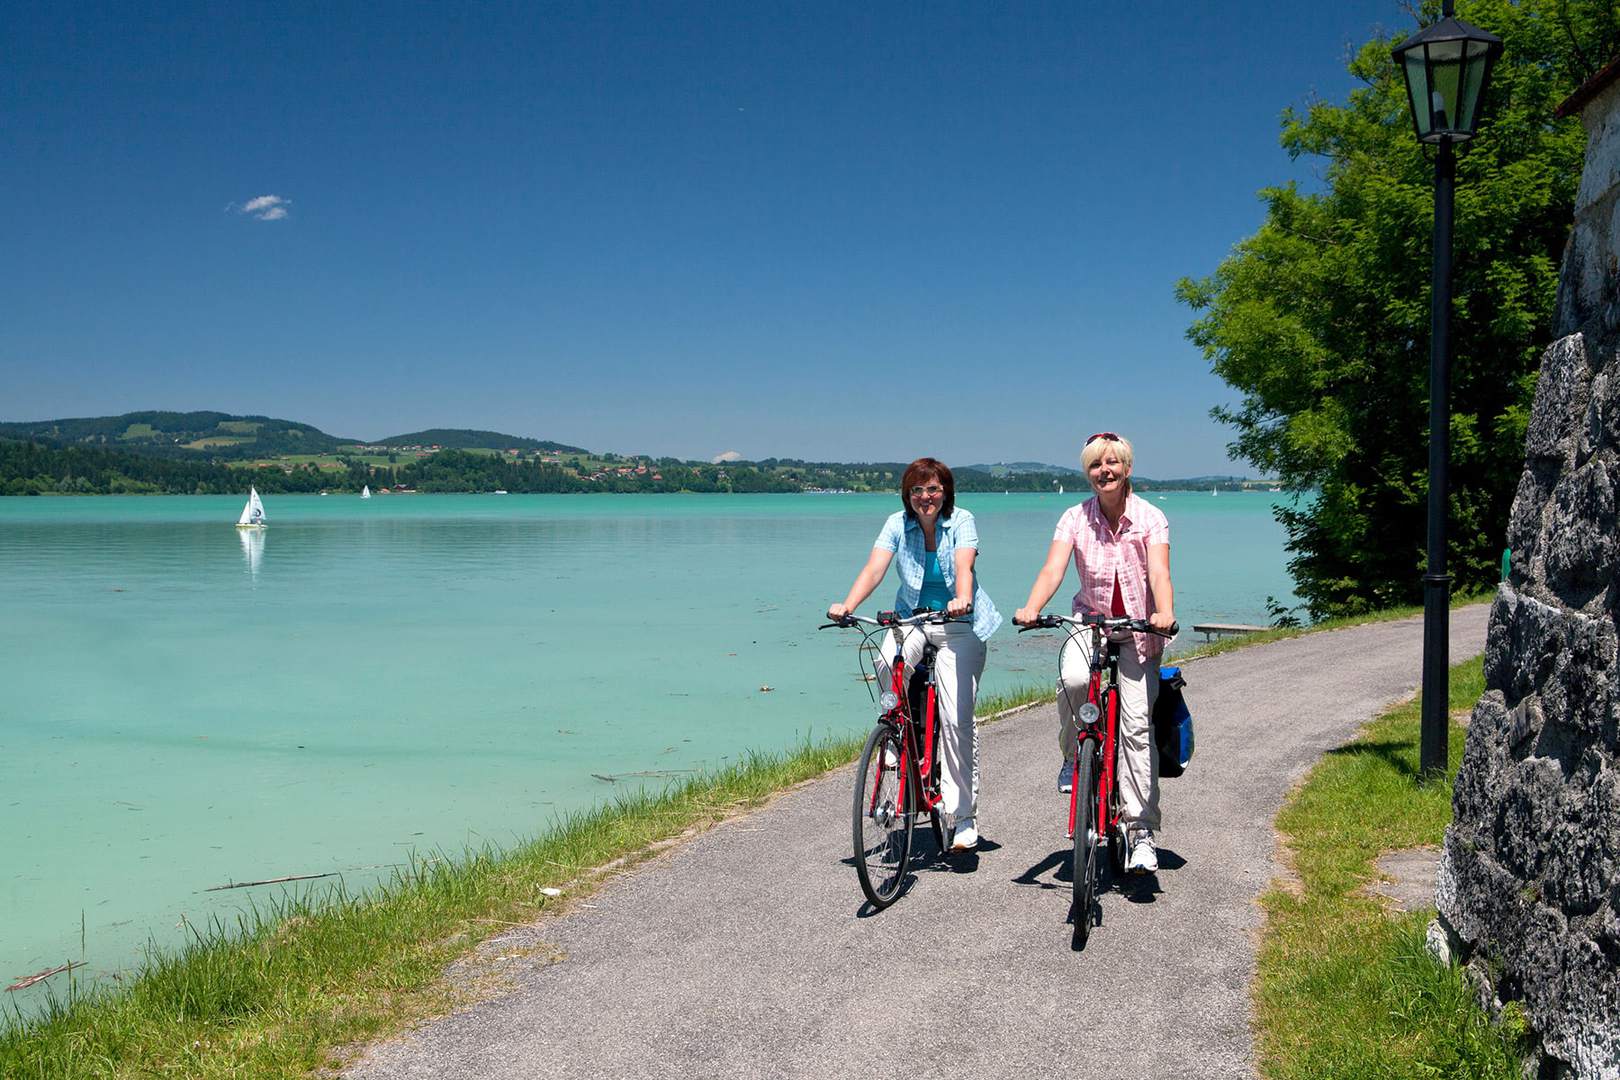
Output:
[350, 605, 1490, 1080]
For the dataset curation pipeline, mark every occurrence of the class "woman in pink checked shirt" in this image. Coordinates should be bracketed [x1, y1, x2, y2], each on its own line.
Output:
[1012, 433, 1176, 875]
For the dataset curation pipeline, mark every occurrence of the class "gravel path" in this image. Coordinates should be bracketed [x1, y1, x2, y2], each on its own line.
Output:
[349, 606, 1490, 1080]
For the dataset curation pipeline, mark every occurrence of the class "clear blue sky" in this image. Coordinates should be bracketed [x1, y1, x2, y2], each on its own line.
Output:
[2, 1, 1415, 476]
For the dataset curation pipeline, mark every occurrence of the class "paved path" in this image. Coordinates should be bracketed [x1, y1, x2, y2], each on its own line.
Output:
[350, 606, 1490, 1080]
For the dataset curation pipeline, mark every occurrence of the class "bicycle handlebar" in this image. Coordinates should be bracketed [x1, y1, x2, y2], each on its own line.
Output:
[1015, 612, 1178, 638]
[819, 608, 973, 630]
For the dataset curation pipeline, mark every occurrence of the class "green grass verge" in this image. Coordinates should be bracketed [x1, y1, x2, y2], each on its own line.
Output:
[1255, 654, 1526, 1079]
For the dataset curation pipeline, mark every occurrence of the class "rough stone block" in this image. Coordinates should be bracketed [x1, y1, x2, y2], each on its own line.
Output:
[1591, 365, 1620, 453]
[1507, 468, 1554, 589]
[1526, 334, 1592, 464]
[1545, 455, 1618, 604]
[1485, 587, 1522, 694]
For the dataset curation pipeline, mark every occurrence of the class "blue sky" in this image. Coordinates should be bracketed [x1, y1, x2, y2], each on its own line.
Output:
[2, 1, 1414, 476]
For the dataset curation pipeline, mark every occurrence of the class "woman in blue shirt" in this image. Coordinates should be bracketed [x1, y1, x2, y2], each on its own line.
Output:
[827, 458, 1002, 851]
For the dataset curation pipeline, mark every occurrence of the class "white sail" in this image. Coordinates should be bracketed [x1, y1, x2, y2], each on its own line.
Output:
[361, 485, 371, 499]
[236, 486, 267, 528]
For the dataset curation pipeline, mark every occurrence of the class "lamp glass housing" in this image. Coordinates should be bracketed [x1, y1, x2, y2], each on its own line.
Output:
[1392, 16, 1502, 143]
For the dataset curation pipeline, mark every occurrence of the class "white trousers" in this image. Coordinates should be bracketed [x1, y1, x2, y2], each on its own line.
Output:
[872, 622, 986, 823]
[1056, 634, 1161, 832]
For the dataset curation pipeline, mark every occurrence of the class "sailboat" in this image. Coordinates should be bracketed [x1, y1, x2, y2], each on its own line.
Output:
[236, 486, 267, 529]
[361, 485, 372, 499]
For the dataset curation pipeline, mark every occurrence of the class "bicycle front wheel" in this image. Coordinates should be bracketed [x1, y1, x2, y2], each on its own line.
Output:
[853, 724, 914, 909]
[1071, 739, 1099, 949]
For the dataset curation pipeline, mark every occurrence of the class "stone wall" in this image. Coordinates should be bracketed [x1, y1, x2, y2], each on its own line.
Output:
[1435, 75, 1620, 1080]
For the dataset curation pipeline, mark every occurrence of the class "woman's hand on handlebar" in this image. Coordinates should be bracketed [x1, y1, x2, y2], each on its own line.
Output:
[1013, 606, 1041, 627]
[827, 602, 851, 621]
[946, 597, 972, 618]
[1148, 610, 1177, 634]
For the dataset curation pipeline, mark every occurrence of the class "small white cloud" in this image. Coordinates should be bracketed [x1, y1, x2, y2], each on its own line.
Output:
[712, 450, 743, 463]
[235, 194, 291, 221]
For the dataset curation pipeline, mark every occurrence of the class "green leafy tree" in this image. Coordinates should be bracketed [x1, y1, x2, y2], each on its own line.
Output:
[1178, 0, 1619, 618]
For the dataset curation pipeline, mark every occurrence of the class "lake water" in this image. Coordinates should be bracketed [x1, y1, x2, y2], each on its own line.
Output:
[0, 491, 1296, 1007]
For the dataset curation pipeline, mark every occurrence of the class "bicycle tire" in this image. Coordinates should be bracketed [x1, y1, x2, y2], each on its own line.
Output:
[1071, 739, 1099, 949]
[853, 724, 913, 909]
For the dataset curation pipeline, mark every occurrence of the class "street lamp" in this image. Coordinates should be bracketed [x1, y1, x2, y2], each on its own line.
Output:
[1391, 2, 1502, 776]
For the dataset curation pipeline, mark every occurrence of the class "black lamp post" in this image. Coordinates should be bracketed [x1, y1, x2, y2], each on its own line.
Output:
[1391, 2, 1502, 776]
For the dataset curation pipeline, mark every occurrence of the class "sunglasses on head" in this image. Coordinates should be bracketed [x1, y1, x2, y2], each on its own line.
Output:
[1085, 432, 1119, 446]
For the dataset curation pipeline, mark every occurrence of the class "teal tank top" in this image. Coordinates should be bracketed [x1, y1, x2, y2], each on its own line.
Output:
[918, 550, 952, 611]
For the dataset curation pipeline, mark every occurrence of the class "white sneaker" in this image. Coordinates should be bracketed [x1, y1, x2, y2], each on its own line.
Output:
[950, 818, 979, 851]
[1125, 827, 1158, 874]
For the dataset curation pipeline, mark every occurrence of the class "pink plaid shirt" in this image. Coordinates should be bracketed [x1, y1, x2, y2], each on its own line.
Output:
[1054, 493, 1171, 661]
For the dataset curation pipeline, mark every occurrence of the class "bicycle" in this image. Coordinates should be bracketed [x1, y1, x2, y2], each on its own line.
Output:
[1019, 611, 1176, 947]
[820, 608, 971, 909]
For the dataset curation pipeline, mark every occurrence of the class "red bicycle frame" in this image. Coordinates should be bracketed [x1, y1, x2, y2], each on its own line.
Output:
[881, 631, 942, 818]
[1067, 663, 1120, 845]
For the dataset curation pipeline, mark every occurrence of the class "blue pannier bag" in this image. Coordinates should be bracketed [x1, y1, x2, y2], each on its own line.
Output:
[1153, 666, 1194, 778]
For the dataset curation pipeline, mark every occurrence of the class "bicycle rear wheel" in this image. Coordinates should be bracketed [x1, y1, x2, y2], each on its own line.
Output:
[1071, 739, 1099, 949]
[853, 724, 914, 908]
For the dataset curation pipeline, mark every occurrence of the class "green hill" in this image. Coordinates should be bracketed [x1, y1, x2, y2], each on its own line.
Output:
[369, 428, 588, 453]
[0, 411, 356, 460]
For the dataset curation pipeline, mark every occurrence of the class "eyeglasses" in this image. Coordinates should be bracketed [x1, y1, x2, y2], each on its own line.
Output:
[1085, 432, 1119, 445]
[909, 485, 945, 497]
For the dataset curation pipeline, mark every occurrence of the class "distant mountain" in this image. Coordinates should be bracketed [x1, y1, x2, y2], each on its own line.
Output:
[370, 428, 588, 453]
[0, 411, 356, 460]
[965, 461, 1083, 477]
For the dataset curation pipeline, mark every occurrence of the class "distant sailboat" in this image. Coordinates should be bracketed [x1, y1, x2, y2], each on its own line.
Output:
[1211, 487, 1218, 496]
[361, 485, 372, 499]
[236, 487, 267, 529]
[1057, 484, 1064, 495]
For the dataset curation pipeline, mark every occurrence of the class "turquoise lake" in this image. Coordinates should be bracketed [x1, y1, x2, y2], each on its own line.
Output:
[0, 491, 1297, 1006]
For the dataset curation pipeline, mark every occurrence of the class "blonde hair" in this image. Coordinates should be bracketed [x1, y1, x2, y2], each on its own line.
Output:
[1080, 433, 1134, 492]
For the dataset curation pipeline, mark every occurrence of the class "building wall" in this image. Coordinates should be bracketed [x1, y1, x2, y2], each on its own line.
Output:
[1438, 76, 1620, 1080]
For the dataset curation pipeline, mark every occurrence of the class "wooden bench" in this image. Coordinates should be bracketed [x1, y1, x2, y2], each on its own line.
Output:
[1191, 622, 1267, 642]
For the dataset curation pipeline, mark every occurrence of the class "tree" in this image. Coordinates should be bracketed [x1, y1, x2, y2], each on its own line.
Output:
[1177, 0, 1620, 618]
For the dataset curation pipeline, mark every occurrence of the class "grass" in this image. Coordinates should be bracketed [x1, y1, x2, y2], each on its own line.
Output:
[1255, 654, 1526, 1079]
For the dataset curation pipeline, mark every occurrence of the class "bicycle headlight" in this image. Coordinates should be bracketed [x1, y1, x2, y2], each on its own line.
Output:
[879, 691, 900, 711]
[1078, 701, 1100, 725]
